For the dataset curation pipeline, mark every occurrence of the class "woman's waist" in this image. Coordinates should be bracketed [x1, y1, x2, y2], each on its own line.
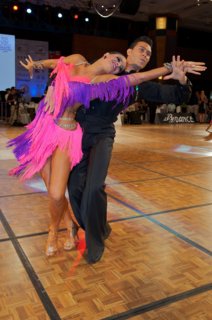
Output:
[55, 111, 77, 130]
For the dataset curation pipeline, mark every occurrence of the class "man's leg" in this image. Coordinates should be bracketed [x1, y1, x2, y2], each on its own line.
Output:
[68, 153, 89, 228]
[81, 136, 114, 263]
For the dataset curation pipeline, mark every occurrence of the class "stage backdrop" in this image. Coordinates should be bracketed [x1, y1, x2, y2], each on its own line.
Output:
[16, 39, 49, 97]
[0, 34, 15, 91]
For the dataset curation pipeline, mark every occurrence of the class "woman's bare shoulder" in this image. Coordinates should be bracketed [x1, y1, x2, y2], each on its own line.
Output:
[63, 54, 88, 65]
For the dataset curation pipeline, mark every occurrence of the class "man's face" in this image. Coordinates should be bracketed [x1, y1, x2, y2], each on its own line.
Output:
[127, 41, 152, 70]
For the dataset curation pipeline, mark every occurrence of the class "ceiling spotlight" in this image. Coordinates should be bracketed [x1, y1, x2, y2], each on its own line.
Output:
[57, 12, 63, 18]
[12, 5, 19, 11]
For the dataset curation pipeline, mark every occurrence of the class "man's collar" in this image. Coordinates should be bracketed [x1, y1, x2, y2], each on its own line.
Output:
[125, 70, 136, 74]
[125, 64, 141, 73]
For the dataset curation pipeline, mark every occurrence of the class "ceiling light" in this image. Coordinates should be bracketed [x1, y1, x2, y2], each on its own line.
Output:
[156, 17, 167, 30]
[12, 5, 19, 11]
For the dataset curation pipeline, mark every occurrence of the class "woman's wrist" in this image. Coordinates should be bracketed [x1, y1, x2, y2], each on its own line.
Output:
[33, 61, 44, 70]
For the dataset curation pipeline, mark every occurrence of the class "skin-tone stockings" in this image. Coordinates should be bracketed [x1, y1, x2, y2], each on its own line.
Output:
[41, 148, 77, 256]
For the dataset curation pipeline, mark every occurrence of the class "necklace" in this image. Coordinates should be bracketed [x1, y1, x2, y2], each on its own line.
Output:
[75, 61, 90, 66]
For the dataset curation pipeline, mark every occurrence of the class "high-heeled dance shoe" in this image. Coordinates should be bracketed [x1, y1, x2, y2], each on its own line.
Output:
[46, 229, 58, 256]
[63, 222, 79, 251]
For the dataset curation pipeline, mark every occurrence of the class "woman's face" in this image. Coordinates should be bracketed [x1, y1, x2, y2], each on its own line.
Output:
[103, 53, 126, 74]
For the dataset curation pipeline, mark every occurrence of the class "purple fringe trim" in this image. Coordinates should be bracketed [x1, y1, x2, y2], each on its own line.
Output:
[57, 75, 134, 119]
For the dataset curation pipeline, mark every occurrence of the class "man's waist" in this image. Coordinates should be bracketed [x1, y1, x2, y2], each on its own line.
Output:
[80, 115, 116, 128]
[83, 123, 115, 134]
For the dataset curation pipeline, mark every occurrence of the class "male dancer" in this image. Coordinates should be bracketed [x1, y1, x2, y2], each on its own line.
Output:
[68, 36, 198, 263]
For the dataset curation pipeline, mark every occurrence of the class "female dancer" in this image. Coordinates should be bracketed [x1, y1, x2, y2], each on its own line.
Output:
[9, 52, 126, 256]
[8, 54, 206, 257]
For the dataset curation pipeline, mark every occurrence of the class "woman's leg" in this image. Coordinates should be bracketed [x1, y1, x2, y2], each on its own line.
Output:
[40, 158, 51, 189]
[45, 148, 74, 255]
[40, 158, 59, 256]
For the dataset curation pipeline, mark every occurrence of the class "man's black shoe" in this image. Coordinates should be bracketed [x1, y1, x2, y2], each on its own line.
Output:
[104, 224, 112, 240]
[87, 247, 104, 264]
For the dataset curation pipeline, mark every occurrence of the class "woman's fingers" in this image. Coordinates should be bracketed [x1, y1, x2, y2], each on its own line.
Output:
[20, 57, 34, 78]
[19, 60, 26, 68]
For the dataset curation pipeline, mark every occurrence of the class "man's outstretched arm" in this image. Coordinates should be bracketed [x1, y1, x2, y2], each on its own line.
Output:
[136, 79, 192, 105]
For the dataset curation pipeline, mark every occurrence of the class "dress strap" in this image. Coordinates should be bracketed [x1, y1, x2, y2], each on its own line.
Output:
[90, 76, 98, 84]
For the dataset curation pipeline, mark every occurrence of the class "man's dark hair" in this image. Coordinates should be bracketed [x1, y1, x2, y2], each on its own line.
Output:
[129, 36, 153, 49]
[108, 51, 124, 55]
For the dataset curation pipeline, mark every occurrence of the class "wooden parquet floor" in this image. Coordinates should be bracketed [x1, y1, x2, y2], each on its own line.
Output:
[0, 123, 211, 320]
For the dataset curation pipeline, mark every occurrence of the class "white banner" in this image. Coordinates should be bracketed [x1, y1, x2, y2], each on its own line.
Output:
[16, 39, 49, 98]
[0, 34, 15, 90]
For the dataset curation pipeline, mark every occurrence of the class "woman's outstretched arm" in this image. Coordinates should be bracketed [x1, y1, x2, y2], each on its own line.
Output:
[94, 56, 206, 86]
[86, 56, 206, 109]
[20, 54, 87, 79]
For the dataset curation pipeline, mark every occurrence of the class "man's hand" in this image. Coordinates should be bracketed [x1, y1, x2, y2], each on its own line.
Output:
[164, 56, 207, 84]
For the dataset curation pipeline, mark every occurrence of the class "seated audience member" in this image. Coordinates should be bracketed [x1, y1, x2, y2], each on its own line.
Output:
[176, 105, 182, 113]
[181, 102, 187, 113]
[167, 103, 176, 113]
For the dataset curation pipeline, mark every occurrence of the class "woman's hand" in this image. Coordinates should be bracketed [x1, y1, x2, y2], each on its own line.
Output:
[20, 55, 45, 79]
[183, 60, 207, 75]
[20, 55, 35, 79]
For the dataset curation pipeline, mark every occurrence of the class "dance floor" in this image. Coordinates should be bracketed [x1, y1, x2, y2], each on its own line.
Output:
[0, 122, 211, 320]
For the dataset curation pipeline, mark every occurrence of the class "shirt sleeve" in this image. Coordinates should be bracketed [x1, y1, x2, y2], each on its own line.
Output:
[135, 80, 192, 105]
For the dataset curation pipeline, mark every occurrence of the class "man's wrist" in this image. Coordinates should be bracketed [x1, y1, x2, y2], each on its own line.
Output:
[163, 62, 173, 73]
[179, 77, 192, 86]
[179, 75, 188, 85]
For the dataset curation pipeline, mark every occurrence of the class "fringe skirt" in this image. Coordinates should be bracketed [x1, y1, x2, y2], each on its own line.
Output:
[8, 100, 83, 181]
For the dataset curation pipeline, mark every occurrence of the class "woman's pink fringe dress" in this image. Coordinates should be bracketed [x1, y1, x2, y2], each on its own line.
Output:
[8, 58, 134, 181]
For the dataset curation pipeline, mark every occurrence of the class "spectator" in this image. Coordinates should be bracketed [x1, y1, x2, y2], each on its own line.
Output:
[198, 90, 208, 123]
